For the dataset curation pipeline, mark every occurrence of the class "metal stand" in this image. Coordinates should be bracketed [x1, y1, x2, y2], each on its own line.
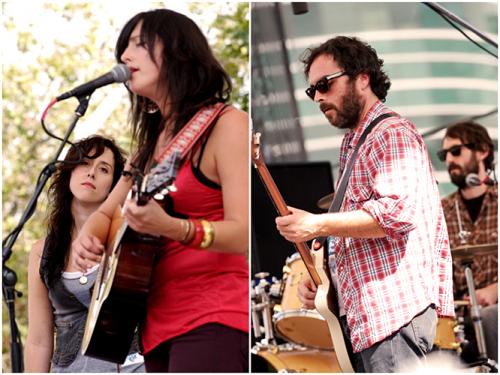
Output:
[424, 2, 498, 48]
[251, 273, 276, 347]
[461, 259, 498, 372]
[2, 95, 91, 372]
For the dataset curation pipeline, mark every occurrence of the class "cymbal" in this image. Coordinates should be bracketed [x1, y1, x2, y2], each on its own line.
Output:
[317, 192, 334, 210]
[451, 243, 497, 259]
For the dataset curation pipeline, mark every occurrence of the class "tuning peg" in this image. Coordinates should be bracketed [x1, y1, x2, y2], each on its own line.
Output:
[167, 184, 177, 192]
[154, 193, 165, 200]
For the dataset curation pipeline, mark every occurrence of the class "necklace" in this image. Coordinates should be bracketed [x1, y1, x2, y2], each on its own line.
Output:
[455, 197, 471, 245]
[79, 275, 88, 285]
[63, 264, 99, 285]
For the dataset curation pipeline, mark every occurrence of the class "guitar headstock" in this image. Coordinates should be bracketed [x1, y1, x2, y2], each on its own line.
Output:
[146, 151, 181, 196]
[251, 132, 263, 166]
[133, 151, 181, 205]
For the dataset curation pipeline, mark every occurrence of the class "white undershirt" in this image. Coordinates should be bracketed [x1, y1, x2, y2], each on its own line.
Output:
[61, 264, 99, 279]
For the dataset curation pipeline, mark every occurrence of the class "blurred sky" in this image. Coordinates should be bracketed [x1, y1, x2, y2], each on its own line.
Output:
[2, 1, 202, 66]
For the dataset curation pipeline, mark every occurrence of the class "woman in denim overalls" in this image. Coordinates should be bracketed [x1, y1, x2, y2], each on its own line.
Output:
[24, 135, 144, 372]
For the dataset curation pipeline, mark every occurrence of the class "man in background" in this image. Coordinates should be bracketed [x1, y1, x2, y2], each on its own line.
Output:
[439, 121, 497, 364]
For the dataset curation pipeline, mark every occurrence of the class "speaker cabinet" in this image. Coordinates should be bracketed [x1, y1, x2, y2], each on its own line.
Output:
[251, 162, 334, 279]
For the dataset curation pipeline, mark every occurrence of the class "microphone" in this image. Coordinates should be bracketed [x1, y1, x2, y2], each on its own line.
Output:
[465, 173, 495, 186]
[56, 64, 130, 101]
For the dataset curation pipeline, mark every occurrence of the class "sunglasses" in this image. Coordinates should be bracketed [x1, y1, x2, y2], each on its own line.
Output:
[305, 71, 346, 100]
[436, 143, 475, 162]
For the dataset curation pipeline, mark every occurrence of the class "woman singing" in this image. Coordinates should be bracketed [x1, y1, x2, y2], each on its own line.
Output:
[73, 9, 249, 372]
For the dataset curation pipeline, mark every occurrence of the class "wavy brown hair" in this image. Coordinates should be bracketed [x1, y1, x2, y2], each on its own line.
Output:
[301, 36, 391, 102]
[40, 135, 126, 287]
[115, 9, 232, 171]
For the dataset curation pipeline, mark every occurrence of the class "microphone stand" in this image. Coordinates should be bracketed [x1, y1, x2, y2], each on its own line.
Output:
[423, 2, 498, 49]
[2, 94, 91, 372]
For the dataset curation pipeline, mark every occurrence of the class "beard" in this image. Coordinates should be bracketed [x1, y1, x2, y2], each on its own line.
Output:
[448, 156, 480, 189]
[319, 81, 362, 129]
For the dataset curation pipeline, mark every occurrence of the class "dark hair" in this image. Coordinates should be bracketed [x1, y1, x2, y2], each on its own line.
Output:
[444, 121, 495, 170]
[115, 9, 232, 171]
[300, 36, 391, 102]
[41, 135, 126, 287]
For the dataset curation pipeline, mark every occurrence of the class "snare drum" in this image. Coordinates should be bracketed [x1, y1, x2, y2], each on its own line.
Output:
[273, 253, 333, 349]
[434, 317, 460, 351]
[252, 343, 341, 373]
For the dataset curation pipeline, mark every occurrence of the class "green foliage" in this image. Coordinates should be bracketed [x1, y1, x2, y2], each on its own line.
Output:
[189, 2, 249, 111]
[2, 2, 248, 371]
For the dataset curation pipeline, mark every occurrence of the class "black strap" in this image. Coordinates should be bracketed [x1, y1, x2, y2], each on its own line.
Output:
[330, 112, 396, 213]
[316, 112, 396, 247]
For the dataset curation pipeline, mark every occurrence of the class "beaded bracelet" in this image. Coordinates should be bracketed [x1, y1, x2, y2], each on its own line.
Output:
[186, 219, 204, 248]
[200, 219, 215, 249]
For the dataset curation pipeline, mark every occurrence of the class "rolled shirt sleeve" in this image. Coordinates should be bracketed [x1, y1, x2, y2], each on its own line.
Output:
[359, 125, 426, 239]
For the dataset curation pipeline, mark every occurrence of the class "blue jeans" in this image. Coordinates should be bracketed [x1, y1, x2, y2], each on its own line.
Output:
[341, 305, 437, 373]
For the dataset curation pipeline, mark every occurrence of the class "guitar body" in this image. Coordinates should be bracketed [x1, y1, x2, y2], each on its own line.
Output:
[312, 242, 354, 373]
[82, 224, 163, 363]
[80, 151, 180, 363]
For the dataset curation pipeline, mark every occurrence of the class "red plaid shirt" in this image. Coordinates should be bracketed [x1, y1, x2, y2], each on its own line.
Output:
[331, 101, 454, 352]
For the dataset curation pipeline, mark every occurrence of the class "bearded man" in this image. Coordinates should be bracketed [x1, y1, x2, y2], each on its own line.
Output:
[275, 36, 454, 372]
[440, 121, 497, 364]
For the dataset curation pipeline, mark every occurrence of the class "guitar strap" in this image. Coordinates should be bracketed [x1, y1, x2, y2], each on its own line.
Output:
[330, 112, 396, 213]
[154, 102, 226, 164]
[315, 112, 397, 248]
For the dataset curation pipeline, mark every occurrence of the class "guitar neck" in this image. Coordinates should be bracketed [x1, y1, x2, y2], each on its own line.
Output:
[253, 159, 322, 287]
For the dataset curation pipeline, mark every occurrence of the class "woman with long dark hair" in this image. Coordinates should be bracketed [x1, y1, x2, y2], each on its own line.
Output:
[73, 9, 249, 372]
[25, 135, 144, 372]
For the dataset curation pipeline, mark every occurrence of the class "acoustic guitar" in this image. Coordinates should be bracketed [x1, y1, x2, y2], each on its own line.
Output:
[251, 133, 354, 373]
[81, 151, 180, 363]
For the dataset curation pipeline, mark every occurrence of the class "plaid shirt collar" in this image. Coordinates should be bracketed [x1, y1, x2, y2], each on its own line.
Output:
[345, 100, 385, 148]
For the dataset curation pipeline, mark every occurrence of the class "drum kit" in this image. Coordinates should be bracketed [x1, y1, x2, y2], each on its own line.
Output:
[251, 194, 498, 372]
[251, 254, 341, 373]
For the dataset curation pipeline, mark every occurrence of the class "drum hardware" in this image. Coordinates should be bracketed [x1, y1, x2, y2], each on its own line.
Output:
[454, 316, 466, 347]
[465, 359, 498, 373]
[464, 263, 488, 361]
[317, 192, 334, 210]
[451, 243, 497, 260]
[269, 278, 283, 302]
[252, 272, 277, 345]
[452, 245, 499, 372]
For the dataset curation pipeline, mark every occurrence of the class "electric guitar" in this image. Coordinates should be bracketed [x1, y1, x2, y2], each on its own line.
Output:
[251, 133, 354, 373]
[81, 151, 181, 363]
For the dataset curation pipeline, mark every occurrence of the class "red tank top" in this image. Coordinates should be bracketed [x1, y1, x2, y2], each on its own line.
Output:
[141, 144, 249, 353]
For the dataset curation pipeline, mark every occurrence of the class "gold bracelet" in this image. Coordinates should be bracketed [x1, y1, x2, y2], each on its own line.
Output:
[181, 220, 194, 244]
[180, 220, 189, 243]
[199, 219, 215, 249]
